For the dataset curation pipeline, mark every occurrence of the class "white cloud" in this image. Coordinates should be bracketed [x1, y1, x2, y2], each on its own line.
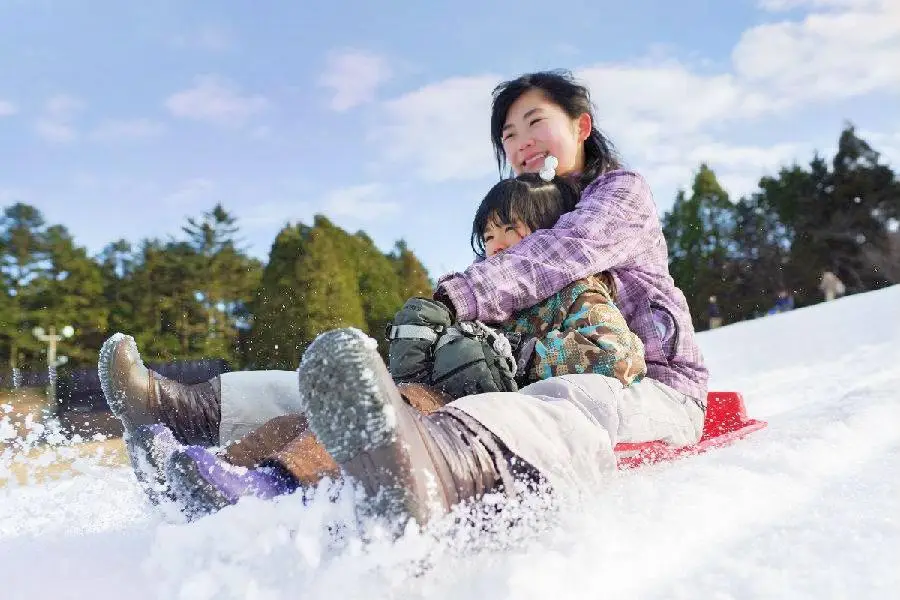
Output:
[367, 0, 900, 202]
[370, 75, 500, 182]
[733, 1, 900, 102]
[859, 126, 900, 166]
[321, 183, 400, 220]
[758, 0, 883, 11]
[0, 99, 16, 116]
[165, 75, 269, 125]
[89, 118, 165, 141]
[35, 94, 84, 143]
[319, 49, 392, 111]
[646, 140, 806, 200]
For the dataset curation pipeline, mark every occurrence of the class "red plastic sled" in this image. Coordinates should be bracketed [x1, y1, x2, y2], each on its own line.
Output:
[614, 391, 767, 469]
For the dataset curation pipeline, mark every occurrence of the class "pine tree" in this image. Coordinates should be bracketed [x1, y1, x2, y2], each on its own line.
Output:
[27, 225, 108, 366]
[181, 203, 262, 361]
[249, 217, 367, 369]
[661, 165, 735, 326]
[0, 203, 50, 369]
[391, 239, 433, 299]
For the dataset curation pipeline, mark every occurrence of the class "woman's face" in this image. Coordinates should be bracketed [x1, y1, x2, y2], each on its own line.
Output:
[500, 88, 591, 177]
[483, 216, 532, 257]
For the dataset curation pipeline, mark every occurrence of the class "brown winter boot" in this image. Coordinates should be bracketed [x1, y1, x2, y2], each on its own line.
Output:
[297, 328, 536, 529]
[256, 383, 450, 485]
[221, 383, 449, 471]
[99, 333, 221, 445]
[164, 382, 450, 518]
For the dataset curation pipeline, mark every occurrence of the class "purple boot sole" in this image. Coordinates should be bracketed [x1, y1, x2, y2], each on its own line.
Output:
[167, 446, 300, 520]
[127, 423, 182, 506]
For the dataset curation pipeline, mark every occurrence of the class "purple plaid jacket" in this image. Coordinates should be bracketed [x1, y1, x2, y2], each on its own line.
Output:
[435, 169, 709, 401]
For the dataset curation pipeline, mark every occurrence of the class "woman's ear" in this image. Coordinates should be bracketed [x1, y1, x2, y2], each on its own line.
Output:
[577, 112, 592, 142]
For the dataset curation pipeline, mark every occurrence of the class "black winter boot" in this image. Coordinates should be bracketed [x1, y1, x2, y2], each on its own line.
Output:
[99, 333, 221, 446]
[297, 328, 538, 530]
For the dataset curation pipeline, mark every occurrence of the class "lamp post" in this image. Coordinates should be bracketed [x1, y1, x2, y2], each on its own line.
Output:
[32, 325, 74, 415]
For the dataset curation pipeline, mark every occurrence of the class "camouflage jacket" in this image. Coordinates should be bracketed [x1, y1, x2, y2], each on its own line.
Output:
[500, 274, 647, 388]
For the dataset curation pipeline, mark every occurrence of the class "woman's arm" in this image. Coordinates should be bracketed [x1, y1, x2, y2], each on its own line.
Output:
[435, 170, 661, 323]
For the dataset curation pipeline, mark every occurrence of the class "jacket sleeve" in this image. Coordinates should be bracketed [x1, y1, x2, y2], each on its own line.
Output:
[434, 170, 661, 323]
[524, 290, 647, 388]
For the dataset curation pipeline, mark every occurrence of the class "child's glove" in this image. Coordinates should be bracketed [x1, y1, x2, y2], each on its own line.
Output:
[430, 321, 519, 398]
[386, 297, 452, 385]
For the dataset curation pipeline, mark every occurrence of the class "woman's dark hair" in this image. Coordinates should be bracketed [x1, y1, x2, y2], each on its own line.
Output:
[471, 173, 580, 257]
[490, 69, 620, 190]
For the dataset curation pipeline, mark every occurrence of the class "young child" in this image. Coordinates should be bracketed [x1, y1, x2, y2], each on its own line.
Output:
[470, 170, 647, 389]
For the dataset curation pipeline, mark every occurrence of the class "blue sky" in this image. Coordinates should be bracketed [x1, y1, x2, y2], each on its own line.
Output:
[1, 0, 898, 278]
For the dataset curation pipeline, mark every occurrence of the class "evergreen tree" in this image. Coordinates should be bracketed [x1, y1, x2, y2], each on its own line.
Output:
[391, 239, 433, 300]
[27, 225, 108, 366]
[247, 226, 306, 369]
[125, 240, 205, 361]
[0, 203, 49, 368]
[249, 217, 367, 369]
[661, 164, 735, 326]
[825, 125, 898, 290]
[97, 239, 136, 336]
[182, 203, 262, 361]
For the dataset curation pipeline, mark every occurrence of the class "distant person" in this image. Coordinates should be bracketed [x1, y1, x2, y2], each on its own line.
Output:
[769, 289, 795, 315]
[819, 271, 846, 302]
[708, 296, 723, 329]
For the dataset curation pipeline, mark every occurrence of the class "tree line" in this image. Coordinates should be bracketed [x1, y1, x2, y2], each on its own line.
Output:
[1, 122, 897, 378]
[0, 205, 431, 375]
[662, 124, 899, 327]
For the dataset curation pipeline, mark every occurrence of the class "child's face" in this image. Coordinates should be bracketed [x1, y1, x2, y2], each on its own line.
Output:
[483, 216, 532, 257]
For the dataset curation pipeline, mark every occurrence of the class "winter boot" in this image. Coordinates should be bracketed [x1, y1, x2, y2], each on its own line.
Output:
[99, 333, 221, 446]
[218, 387, 444, 471]
[128, 423, 183, 506]
[297, 328, 534, 530]
[167, 446, 302, 520]
[162, 382, 454, 520]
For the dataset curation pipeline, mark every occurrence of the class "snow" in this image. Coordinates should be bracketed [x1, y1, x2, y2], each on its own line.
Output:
[2, 286, 899, 599]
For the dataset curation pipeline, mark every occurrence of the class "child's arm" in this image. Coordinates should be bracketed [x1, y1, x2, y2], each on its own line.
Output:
[522, 289, 647, 387]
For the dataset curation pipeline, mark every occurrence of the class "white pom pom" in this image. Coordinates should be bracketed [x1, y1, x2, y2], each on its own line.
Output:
[539, 155, 559, 181]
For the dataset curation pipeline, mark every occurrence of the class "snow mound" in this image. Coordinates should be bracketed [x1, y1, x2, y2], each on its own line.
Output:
[1, 287, 898, 599]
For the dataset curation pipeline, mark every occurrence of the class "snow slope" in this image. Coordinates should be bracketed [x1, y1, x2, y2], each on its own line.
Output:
[2, 286, 899, 600]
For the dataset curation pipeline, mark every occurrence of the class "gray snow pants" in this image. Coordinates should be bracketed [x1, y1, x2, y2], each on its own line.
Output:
[217, 370, 704, 492]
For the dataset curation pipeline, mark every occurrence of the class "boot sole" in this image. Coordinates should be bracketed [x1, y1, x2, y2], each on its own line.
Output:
[97, 332, 142, 432]
[167, 450, 233, 520]
[297, 328, 438, 526]
[128, 425, 178, 506]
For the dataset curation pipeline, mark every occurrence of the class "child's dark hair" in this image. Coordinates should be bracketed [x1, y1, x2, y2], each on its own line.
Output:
[490, 69, 620, 190]
[471, 173, 580, 257]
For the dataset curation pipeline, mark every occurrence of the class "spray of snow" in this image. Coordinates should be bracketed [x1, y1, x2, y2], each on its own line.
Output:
[2, 287, 899, 599]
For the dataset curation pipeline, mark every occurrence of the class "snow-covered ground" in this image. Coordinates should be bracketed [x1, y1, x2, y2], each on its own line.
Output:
[2, 286, 899, 600]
